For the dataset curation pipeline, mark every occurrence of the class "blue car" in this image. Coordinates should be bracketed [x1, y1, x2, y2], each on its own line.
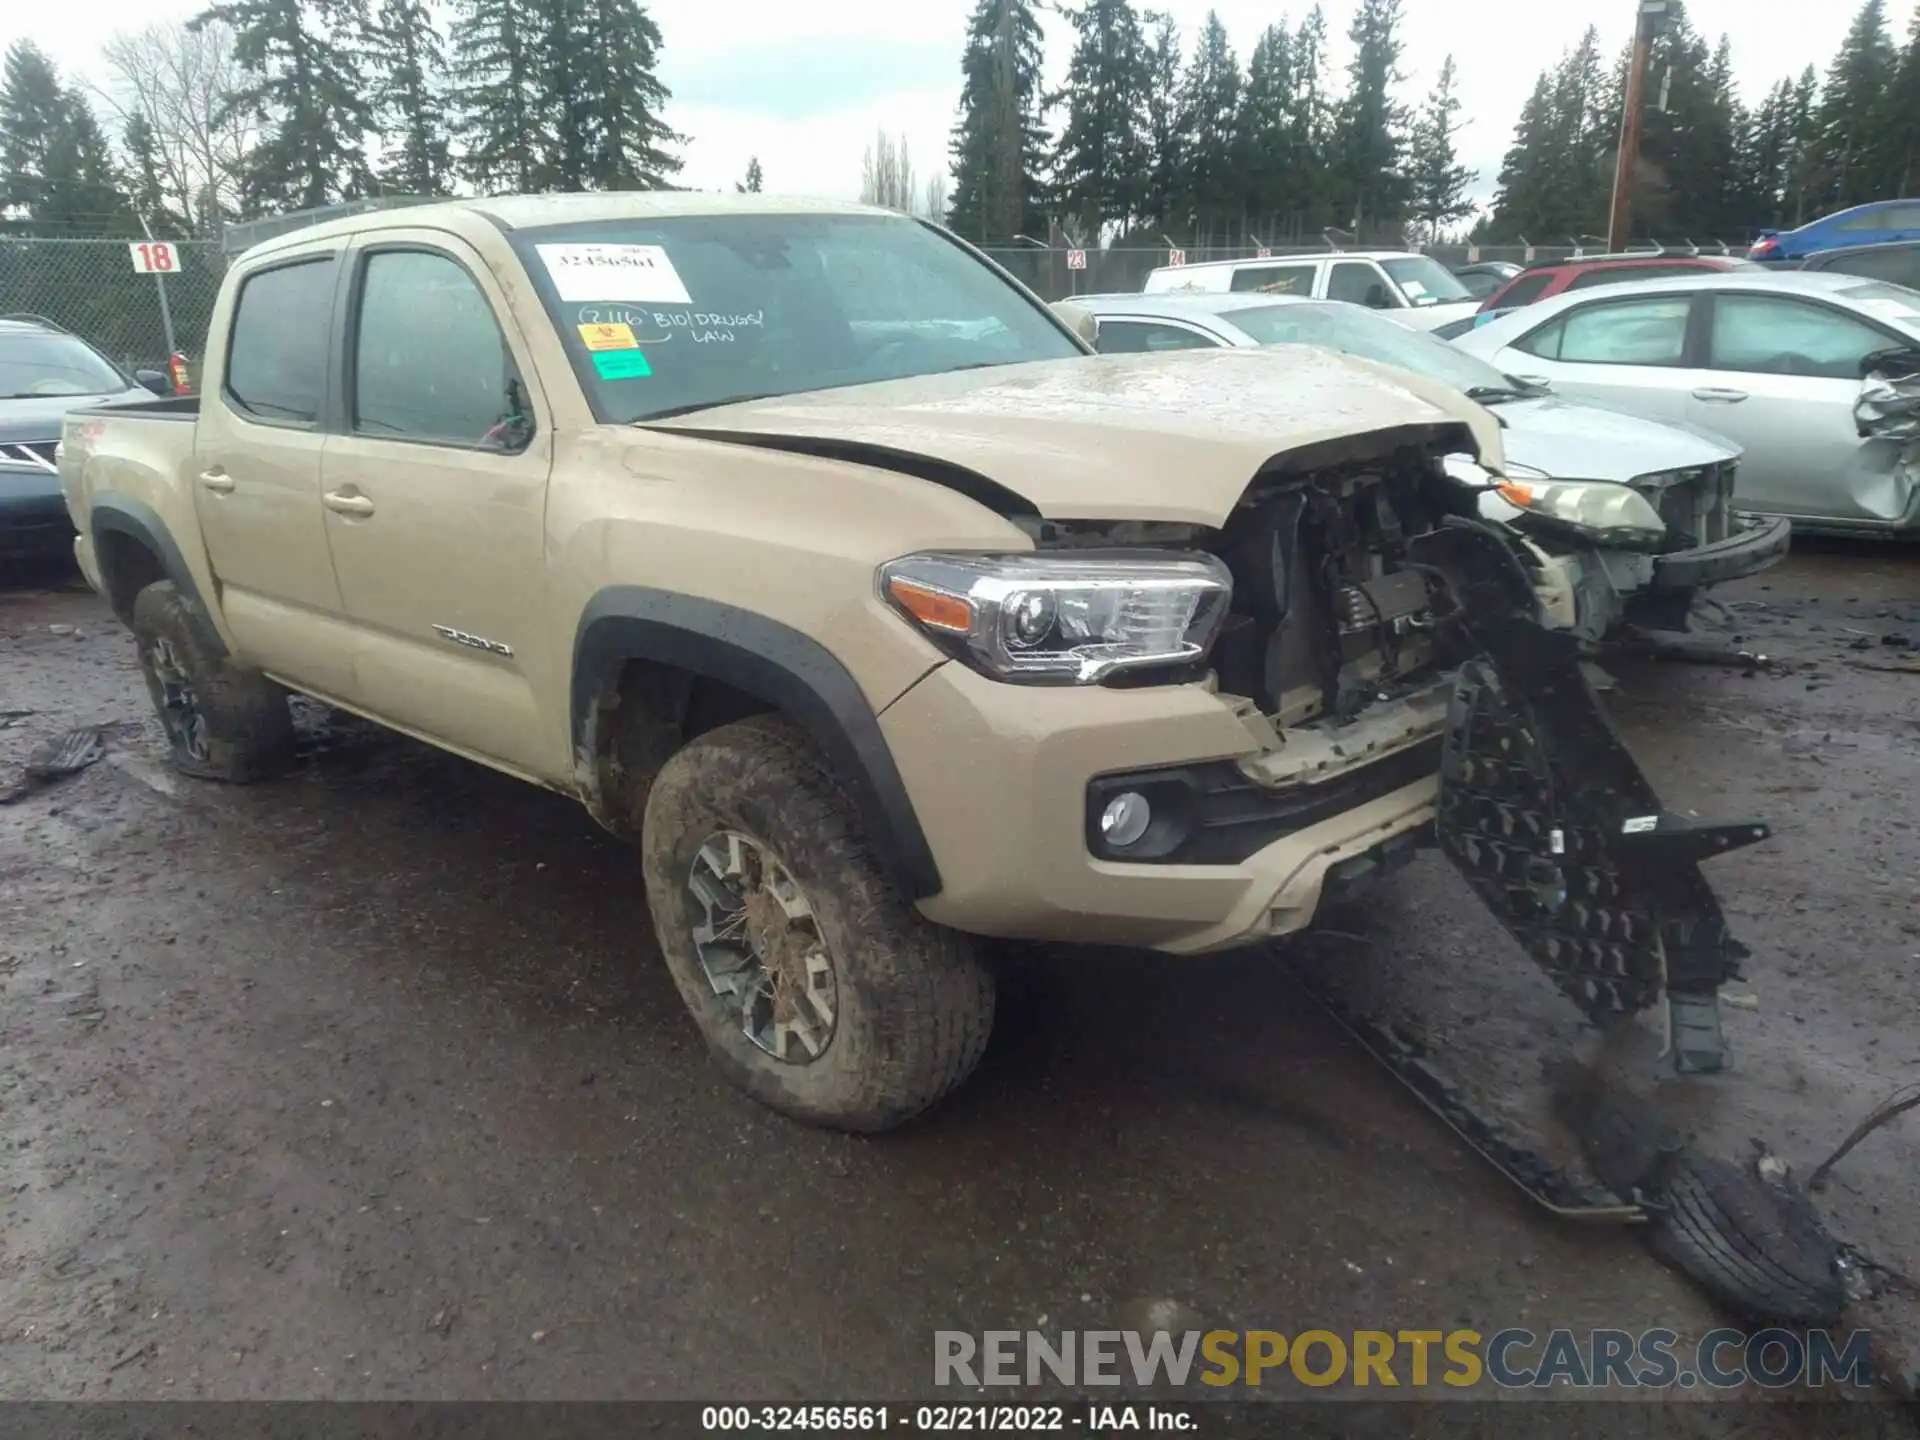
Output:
[1750, 199, 1920, 262]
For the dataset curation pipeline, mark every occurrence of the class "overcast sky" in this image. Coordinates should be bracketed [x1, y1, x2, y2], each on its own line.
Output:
[8, 0, 1916, 209]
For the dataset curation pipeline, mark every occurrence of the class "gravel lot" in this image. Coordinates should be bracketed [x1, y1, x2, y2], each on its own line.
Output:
[1, 547, 1915, 1435]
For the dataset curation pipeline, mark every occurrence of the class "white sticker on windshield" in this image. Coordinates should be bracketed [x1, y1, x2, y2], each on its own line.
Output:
[1401, 279, 1429, 298]
[537, 243, 692, 305]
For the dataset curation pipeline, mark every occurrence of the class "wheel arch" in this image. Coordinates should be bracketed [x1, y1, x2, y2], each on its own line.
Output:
[90, 492, 223, 651]
[571, 587, 942, 901]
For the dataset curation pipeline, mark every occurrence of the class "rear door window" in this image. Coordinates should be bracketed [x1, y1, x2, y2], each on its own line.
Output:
[1227, 263, 1317, 296]
[1094, 320, 1222, 354]
[1516, 296, 1693, 366]
[224, 257, 337, 424]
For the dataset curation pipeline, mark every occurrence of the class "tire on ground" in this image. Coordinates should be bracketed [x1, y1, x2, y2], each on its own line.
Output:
[1646, 1152, 1847, 1326]
[640, 714, 994, 1132]
[131, 579, 295, 782]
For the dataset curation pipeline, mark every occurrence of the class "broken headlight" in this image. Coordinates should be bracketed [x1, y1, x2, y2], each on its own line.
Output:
[880, 552, 1233, 684]
[1495, 464, 1667, 549]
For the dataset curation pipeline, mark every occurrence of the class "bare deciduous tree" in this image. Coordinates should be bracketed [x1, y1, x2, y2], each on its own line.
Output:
[860, 129, 918, 212]
[92, 21, 256, 235]
[920, 170, 949, 224]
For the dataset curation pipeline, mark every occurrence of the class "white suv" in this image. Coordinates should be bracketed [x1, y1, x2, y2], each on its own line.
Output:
[1141, 250, 1481, 333]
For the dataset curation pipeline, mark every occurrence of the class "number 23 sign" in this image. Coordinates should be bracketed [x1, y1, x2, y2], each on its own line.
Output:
[129, 242, 179, 274]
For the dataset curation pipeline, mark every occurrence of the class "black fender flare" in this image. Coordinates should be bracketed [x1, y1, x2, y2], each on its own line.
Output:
[89, 491, 226, 654]
[571, 587, 942, 900]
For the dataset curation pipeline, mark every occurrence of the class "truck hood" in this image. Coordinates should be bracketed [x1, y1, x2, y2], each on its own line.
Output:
[647, 348, 1498, 527]
[1497, 394, 1741, 483]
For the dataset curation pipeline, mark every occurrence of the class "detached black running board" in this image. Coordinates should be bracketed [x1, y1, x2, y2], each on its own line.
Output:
[1409, 520, 1769, 1074]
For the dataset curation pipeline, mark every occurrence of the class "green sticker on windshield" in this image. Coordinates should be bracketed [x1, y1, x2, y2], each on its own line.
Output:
[593, 349, 652, 380]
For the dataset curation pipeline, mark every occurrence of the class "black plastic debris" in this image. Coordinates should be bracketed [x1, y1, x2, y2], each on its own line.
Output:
[0, 726, 106, 805]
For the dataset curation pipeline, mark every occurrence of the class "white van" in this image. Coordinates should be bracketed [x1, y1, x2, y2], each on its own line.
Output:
[1140, 250, 1482, 333]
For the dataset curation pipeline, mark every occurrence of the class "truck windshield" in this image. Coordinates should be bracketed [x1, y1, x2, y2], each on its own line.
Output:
[0, 331, 127, 398]
[1379, 256, 1473, 307]
[511, 213, 1083, 423]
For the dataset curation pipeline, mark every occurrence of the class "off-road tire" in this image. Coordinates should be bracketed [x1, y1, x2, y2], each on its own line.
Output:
[641, 714, 994, 1132]
[1646, 1153, 1846, 1326]
[131, 580, 295, 782]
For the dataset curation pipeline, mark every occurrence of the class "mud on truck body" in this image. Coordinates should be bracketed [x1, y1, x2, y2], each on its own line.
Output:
[56, 195, 1828, 1322]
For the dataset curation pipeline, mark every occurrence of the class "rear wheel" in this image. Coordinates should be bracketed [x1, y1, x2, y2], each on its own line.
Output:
[131, 580, 294, 782]
[641, 715, 994, 1131]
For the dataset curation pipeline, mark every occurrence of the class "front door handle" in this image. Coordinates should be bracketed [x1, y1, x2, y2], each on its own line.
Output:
[198, 470, 234, 493]
[1692, 387, 1750, 404]
[323, 490, 376, 518]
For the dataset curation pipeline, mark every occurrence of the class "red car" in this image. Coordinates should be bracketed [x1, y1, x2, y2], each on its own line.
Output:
[1477, 253, 1760, 314]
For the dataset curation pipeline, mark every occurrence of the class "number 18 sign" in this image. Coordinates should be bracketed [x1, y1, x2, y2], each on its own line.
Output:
[129, 241, 179, 274]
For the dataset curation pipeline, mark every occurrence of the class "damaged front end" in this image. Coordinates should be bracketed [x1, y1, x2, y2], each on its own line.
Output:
[1099, 435, 1771, 1075]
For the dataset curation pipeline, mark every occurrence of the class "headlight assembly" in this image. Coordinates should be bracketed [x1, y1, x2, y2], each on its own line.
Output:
[1494, 466, 1667, 549]
[880, 551, 1233, 685]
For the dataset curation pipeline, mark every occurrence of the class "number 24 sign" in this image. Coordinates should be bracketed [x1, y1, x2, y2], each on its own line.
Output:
[129, 242, 179, 274]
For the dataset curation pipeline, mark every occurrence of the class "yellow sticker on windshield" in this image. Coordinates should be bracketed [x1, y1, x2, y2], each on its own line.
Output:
[577, 321, 639, 351]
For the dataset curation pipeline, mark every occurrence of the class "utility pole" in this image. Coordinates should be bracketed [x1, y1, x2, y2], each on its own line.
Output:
[1607, 0, 1669, 252]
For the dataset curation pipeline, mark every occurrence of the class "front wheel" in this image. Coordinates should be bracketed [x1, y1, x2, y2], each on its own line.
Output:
[641, 715, 995, 1132]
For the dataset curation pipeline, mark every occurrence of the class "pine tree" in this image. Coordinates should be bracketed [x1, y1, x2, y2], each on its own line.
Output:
[1737, 78, 1797, 229]
[191, 0, 377, 212]
[576, 0, 682, 189]
[1138, 11, 1184, 235]
[1872, 7, 1920, 196]
[1811, 0, 1900, 208]
[370, 0, 453, 194]
[450, 0, 545, 193]
[1050, 0, 1151, 234]
[1783, 65, 1822, 224]
[1407, 56, 1475, 244]
[1174, 11, 1241, 244]
[1234, 25, 1293, 238]
[1, 41, 69, 221]
[1329, 0, 1410, 233]
[1287, 7, 1334, 234]
[1488, 73, 1559, 240]
[0, 42, 133, 234]
[949, 0, 1048, 243]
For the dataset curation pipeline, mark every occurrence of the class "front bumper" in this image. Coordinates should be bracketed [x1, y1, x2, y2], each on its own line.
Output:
[1648, 512, 1792, 592]
[0, 473, 77, 560]
[881, 662, 1442, 955]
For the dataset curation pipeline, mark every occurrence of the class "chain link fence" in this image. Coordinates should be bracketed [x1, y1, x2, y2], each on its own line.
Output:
[3, 231, 1726, 370]
[0, 238, 229, 373]
[978, 242, 1607, 303]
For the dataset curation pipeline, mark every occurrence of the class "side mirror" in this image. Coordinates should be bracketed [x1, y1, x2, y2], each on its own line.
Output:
[134, 368, 173, 396]
[1362, 284, 1394, 310]
[1050, 301, 1100, 348]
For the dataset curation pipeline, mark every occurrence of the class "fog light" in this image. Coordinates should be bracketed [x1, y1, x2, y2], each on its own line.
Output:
[1100, 791, 1152, 848]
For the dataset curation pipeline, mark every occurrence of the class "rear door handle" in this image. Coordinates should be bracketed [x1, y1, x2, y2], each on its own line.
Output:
[198, 470, 234, 493]
[323, 490, 375, 518]
[1691, 387, 1749, 404]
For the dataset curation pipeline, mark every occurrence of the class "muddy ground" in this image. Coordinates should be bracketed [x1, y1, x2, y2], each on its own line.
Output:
[0, 547, 1915, 1433]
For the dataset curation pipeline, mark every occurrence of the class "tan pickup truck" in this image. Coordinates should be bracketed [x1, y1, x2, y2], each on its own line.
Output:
[58, 195, 1762, 1131]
